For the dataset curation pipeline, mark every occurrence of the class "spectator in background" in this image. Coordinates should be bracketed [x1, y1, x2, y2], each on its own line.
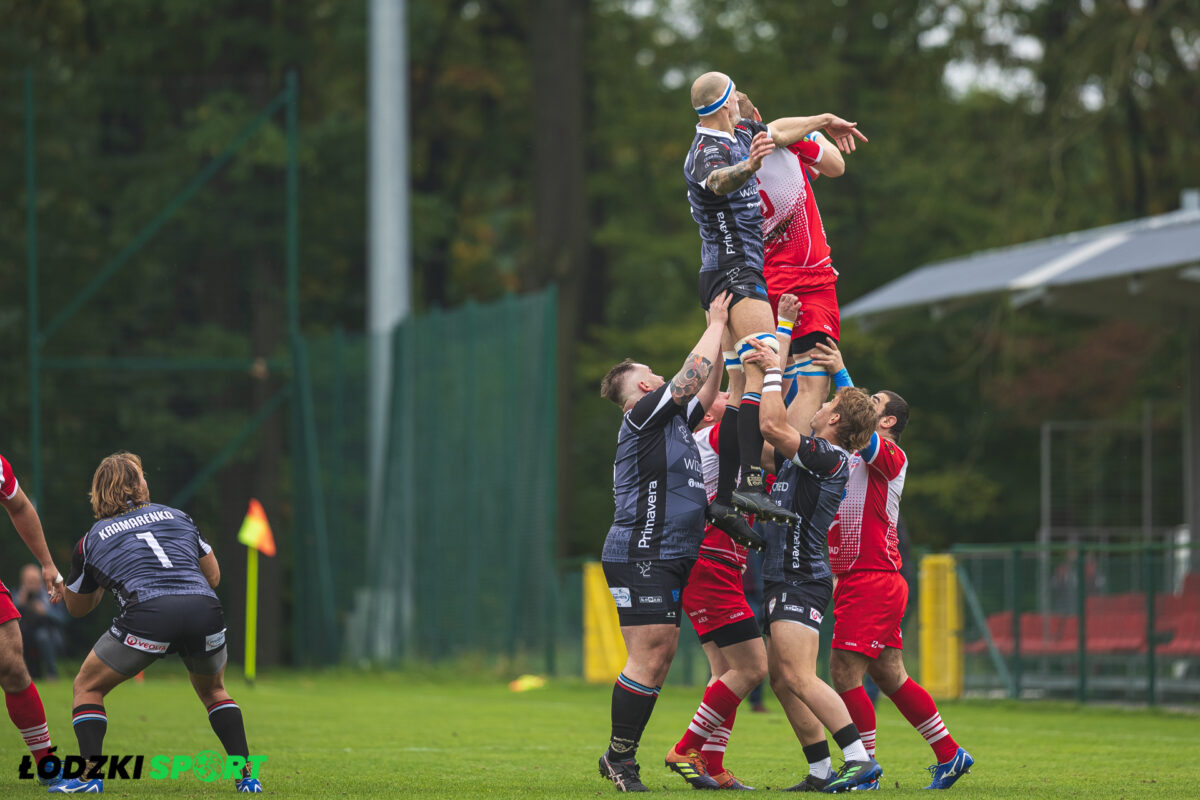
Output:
[15, 563, 68, 680]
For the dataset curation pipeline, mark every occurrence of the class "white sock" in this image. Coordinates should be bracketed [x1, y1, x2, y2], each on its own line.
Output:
[842, 739, 869, 762]
[810, 757, 833, 779]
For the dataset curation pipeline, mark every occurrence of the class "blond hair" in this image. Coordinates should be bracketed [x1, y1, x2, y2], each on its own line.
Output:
[90, 452, 150, 519]
[833, 387, 878, 452]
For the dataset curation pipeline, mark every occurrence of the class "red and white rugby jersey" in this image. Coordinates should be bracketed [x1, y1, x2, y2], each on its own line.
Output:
[0, 453, 18, 501]
[692, 422, 748, 569]
[827, 432, 906, 575]
[756, 136, 836, 289]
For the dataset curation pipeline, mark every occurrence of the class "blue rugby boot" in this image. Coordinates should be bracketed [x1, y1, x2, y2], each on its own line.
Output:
[48, 777, 103, 793]
[923, 748, 973, 789]
[823, 758, 882, 793]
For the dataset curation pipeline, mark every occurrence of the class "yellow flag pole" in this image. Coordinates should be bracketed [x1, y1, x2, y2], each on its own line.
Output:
[245, 545, 258, 685]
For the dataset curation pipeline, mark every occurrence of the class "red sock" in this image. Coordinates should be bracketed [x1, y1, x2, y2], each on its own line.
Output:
[838, 686, 877, 757]
[700, 706, 736, 774]
[888, 678, 959, 763]
[6, 682, 53, 763]
[675, 679, 742, 755]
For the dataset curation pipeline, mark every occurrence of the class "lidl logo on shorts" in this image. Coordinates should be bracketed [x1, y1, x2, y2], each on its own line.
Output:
[809, 608, 823, 624]
[124, 634, 168, 654]
[610, 587, 632, 608]
[205, 629, 226, 650]
[20, 752, 267, 782]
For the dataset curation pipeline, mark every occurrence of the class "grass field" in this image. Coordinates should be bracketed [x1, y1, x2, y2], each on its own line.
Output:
[3, 668, 1197, 797]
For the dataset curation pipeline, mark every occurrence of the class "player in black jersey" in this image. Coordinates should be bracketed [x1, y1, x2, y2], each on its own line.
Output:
[54, 452, 262, 794]
[683, 70, 867, 555]
[740, 337, 882, 793]
[596, 294, 757, 793]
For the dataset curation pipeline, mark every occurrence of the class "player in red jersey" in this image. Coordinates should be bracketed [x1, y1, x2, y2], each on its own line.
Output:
[0, 454, 65, 788]
[811, 342, 974, 790]
[737, 91, 851, 433]
[665, 391, 766, 791]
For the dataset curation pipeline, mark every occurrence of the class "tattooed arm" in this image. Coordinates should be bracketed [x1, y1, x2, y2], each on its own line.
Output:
[669, 292, 732, 406]
[705, 131, 774, 195]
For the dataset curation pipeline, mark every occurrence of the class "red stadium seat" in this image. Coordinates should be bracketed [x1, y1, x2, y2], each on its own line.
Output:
[1019, 612, 1062, 657]
[1159, 613, 1200, 657]
[964, 611, 1012, 655]
[1085, 612, 1147, 654]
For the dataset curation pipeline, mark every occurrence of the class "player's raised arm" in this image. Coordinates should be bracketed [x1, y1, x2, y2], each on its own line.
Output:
[768, 114, 867, 152]
[705, 131, 774, 195]
[806, 132, 846, 178]
[668, 292, 731, 406]
[741, 338, 802, 460]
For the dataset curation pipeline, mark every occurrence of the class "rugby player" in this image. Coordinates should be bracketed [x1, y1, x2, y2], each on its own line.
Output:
[684, 71, 866, 543]
[664, 390, 766, 790]
[740, 338, 882, 793]
[810, 342, 974, 790]
[736, 91, 850, 429]
[597, 294, 739, 793]
[0, 454, 64, 789]
[52, 452, 262, 794]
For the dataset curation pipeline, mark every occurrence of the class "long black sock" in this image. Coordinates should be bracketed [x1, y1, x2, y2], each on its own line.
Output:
[71, 704, 107, 761]
[634, 685, 661, 740]
[832, 724, 861, 750]
[715, 406, 740, 503]
[206, 699, 250, 758]
[737, 395, 763, 476]
[608, 675, 659, 762]
[802, 739, 831, 765]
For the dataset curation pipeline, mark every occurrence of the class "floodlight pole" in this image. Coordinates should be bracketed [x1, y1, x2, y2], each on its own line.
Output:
[368, 0, 412, 661]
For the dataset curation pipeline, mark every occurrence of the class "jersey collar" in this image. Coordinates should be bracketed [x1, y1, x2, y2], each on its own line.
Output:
[695, 124, 735, 141]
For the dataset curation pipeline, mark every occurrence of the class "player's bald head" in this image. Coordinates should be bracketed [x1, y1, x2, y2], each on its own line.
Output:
[691, 71, 732, 110]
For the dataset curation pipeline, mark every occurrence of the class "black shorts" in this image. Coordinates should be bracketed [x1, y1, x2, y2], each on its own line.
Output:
[790, 331, 839, 357]
[602, 558, 694, 627]
[762, 579, 832, 635]
[94, 593, 228, 677]
[698, 617, 762, 648]
[699, 267, 770, 310]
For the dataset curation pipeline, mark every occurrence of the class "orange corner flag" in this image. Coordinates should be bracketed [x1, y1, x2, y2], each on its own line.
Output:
[237, 498, 277, 557]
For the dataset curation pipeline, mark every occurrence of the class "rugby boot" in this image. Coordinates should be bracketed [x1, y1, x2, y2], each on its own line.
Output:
[665, 745, 721, 789]
[598, 753, 649, 792]
[707, 501, 765, 551]
[783, 774, 829, 792]
[732, 470, 798, 524]
[923, 748, 973, 789]
[712, 769, 754, 789]
[823, 758, 882, 793]
[851, 780, 880, 790]
[47, 777, 103, 793]
[37, 760, 64, 790]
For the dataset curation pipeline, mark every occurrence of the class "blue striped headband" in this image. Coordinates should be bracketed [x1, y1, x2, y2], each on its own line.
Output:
[694, 79, 733, 116]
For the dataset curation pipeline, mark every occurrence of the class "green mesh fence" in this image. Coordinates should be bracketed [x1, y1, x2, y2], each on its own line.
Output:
[956, 540, 1198, 704]
[352, 290, 560, 669]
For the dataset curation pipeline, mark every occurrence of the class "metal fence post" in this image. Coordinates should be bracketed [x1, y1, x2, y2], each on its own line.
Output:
[1076, 548, 1087, 702]
[1144, 548, 1156, 705]
[1008, 548, 1021, 698]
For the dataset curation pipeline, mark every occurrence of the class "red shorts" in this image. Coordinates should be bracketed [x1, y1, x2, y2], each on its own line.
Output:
[0, 581, 21, 626]
[766, 278, 840, 344]
[683, 556, 754, 638]
[831, 570, 907, 658]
